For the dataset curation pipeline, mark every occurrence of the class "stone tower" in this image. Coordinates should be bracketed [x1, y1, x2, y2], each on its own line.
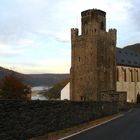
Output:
[70, 9, 117, 101]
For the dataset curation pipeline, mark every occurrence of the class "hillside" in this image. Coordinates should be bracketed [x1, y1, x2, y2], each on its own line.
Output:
[27, 74, 69, 86]
[0, 43, 139, 87]
[44, 78, 70, 99]
[0, 66, 69, 86]
[123, 43, 140, 54]
[0, 66, 30, 83]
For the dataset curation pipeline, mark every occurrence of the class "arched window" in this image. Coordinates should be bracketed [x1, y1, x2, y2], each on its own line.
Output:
[130, 70, 134, 82]
[136, 70, 139, 82]
[137, 71, 139, 82]
[117, 68, 119, 81]
[123, 69, 127, 82]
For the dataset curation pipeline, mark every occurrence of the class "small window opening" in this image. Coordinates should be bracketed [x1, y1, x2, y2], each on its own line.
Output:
[101, 21, 104, 30]
[79, 57, 80, 62]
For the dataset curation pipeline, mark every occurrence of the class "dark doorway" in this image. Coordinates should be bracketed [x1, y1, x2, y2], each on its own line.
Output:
[137, 93, 140, 104]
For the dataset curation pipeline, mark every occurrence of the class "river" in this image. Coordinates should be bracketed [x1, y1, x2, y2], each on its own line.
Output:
[31, 86, 51, 100]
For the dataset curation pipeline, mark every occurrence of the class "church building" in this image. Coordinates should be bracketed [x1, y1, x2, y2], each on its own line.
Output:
[116, 47, 140, 102]
[61, 9, 140, 103]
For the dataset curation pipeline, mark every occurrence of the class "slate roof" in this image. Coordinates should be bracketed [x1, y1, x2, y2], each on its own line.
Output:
[116, 48, 140, 67]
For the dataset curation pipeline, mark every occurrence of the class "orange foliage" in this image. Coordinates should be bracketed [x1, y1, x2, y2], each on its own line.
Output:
[0, 73, 31, 100]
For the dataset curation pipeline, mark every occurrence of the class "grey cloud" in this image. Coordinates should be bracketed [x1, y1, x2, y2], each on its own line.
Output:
[18, 62, 40, 67]
[128, 0, 140, 30]
[0, 0, 73, 46]
[0, 0, 52, 44]
[0, 52, 20, 57]
[53, 36, 70, 43]
[31, 31, 70, 44]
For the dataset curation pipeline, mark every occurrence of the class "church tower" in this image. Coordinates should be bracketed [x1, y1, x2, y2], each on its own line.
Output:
[70, 9, 117, 101]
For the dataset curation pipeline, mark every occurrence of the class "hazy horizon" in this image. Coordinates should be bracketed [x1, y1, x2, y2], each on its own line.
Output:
[0, 0, 140, 74]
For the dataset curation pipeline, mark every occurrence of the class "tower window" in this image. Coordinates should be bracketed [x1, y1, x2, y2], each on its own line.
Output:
[80, 96, 86, 101]
[79, 57, 80, 62]
[80, 96, 83, 101]
[117, 68, 119, 81]
[101, 21, 104, 30]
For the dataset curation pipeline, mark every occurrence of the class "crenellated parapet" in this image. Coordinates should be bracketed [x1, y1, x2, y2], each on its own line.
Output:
[71, 28, 79, 40]
[109, 28, 117, 43]
[81, 9, 106, 35]
[81, 9, 106, 17]
[70, 9, 117, 101]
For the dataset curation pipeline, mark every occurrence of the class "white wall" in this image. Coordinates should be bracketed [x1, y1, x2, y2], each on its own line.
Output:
[61, 83, 70, 100]
[117, 66, 140, 103]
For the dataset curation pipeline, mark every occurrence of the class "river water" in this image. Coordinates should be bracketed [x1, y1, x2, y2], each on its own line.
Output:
[31, 86, 50, 100]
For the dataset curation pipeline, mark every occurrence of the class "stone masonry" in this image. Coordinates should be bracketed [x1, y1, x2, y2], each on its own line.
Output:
[0, 100, 118, 140]
[70, 9, 117, 101]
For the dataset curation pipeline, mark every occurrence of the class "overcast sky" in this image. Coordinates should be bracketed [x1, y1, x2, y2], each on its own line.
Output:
[0, 0, 139, 74]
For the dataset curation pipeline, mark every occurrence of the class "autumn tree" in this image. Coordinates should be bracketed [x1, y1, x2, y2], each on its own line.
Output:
[0, 73, 31, 100]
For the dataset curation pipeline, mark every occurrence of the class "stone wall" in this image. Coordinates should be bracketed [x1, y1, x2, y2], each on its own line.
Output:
[117, 91, 127, 110]
[0, 100, 118, 140]
[99, 91, 119, 102]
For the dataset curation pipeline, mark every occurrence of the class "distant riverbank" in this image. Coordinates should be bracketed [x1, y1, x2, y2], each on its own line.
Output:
[31, 86, 51, 100]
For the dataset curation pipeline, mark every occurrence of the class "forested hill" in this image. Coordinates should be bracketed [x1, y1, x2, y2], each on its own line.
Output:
[123, 43, 140, 54]
[0, 67, 69, 86]
[27, 74, 69, 86]
[0, 43, 139, 86]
